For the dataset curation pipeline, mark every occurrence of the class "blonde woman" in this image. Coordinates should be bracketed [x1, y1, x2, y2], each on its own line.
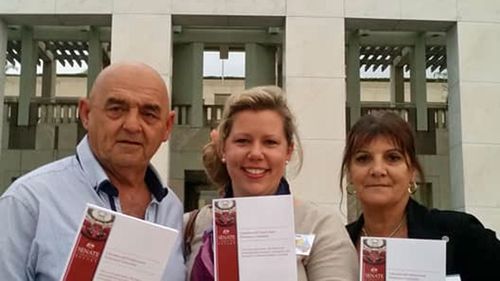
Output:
[185, 86, 358, 281]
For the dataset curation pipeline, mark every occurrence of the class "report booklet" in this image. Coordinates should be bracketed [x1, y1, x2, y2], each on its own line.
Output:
[213, 195, 297, 281]
[360, 237, 446, 281]
[61, 204, 178, 281]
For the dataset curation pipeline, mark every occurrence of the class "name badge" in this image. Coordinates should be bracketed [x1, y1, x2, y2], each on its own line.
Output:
[446, 275, 461, 281]
[295, 234, 315, 256]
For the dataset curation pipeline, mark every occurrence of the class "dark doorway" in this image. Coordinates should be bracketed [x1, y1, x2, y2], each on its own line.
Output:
[184, 170, 219, 212]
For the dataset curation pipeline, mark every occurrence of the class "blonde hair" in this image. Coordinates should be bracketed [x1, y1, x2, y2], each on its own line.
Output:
[202, 86, 303, 189]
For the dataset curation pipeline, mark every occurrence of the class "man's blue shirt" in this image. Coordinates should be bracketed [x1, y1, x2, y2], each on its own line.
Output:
[0, 136, 186, 281]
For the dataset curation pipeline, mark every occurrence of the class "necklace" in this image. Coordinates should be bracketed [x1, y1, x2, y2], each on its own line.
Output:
[361, 215, 406, 238]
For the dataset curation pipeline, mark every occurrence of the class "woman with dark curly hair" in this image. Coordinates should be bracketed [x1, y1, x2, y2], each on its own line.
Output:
[341, 111, 500, 280]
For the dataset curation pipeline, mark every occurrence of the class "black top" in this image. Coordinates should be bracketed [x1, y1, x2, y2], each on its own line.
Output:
[346, 198, 500, 281]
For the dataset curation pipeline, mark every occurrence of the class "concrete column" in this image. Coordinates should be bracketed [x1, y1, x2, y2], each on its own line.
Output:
[18, 26, 37, 126]
[35, 123, 56, 149]
[0, 20, 7, 154]
[285, 16, 347, 218]
[87, 26, 103, 95]
[57, 122, 79, 150]
[410, 33, 428, 131]
[390, 64, 404, 104]
[346, 31, 361, 127]
[346, 32, 363, 220]
[447, 21, 500, 234]
[245, 43, 276, 88]
[38, 49, 57, 150]
[41, 59, 56, 98]
[1, 103, 8, 150]
[172, 42, 204, 127]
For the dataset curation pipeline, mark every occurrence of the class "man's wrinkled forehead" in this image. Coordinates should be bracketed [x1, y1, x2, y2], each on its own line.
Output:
[103, 94, 164, 111]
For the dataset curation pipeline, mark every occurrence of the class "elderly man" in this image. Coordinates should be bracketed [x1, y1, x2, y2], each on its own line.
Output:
[0, 62, 185, 281]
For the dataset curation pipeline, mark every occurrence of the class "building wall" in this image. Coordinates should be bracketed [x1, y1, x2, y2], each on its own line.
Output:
[1, 0, 499, 232]
[202, 78, 245, 104]
[4, 75, 87, 97]
[3, 75, 448, 103]
[448, 9, 500, 233]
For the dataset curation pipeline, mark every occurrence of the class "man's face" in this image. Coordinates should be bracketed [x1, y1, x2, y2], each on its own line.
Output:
[80, 65, 174, 171]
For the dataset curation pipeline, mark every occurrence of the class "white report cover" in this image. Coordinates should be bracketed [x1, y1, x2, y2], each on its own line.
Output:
[213, 195, 297, 281]
[61, 204, 178, 281]
[360, 236, 446, 281]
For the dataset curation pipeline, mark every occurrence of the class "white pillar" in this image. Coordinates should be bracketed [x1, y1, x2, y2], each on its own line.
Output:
[447, 21, 500, 234]
[111, 13, 175, 191]
[284, 13, 347, 218]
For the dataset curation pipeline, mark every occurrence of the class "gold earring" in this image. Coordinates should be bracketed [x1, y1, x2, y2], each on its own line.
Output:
[408, 182, 418, 194]
[347, 183, 357, 195]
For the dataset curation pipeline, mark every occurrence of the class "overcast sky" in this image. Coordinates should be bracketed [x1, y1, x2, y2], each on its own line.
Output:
[203, 51, 245, 77]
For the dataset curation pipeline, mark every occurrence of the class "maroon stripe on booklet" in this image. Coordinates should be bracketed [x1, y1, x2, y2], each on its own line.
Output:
[214, 199, 239, 281]
[362, 238, 387, 281]
[63, 207, 115, 281]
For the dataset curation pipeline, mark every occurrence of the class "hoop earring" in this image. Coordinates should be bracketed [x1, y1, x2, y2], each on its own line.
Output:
[408, 182, 418, 194]
[347, 183, 357, 195]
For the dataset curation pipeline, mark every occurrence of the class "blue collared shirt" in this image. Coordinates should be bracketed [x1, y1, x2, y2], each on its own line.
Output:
[0, 136, 186, 281]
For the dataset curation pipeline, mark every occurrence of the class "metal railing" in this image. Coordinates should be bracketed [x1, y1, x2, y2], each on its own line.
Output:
[173, 104, 191, 126]
[4, 98, 228, 128]
[3, 98, 447, 130]
[349, 102, 448, 129]
[348, 102, 448, 155]
[203, 104, 224, 128]
[4, 96, 80, 124]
